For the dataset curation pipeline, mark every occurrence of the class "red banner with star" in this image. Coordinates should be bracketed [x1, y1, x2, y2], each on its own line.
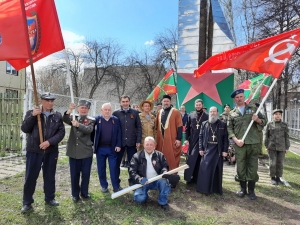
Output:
[7, 0, 65, 70]
[0, 0, 29, 60]
[194, 27, 300, 79]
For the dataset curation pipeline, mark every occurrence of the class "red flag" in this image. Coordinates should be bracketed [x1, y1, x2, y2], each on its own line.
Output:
[7, 0, 65, 70]
[194, 27, 300, 79]
[0, 0, 29, 60]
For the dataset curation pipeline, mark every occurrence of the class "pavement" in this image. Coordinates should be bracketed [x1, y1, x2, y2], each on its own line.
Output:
[1, 141, 300, 187]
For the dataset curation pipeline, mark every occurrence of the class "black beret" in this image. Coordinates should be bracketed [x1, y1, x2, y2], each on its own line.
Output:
[231, 89, 244, 98]
[157, 103, 162, 106]
[78, 100, 91, 109]
[40, 92, 56, 100]
[162, 95, 171, 100]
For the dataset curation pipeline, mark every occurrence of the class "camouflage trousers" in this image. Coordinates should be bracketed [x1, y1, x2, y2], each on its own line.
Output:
[268, 150, 286, 177]
[234, 143, 260, 182]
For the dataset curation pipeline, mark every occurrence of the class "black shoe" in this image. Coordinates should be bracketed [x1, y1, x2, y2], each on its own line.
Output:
[248, 190, 257, 200]
[113, 187, 123, 193]
[271, 177, 277, 185]
[72, 196, 79, 202]
[80, 194, 91, 199]
[161, 204, 169, 211]
[236, 181, 247, 198]
[275, 177, 283, 185]
[101, 187, 108, 193]
[21, 204, 33, 213]
[45, 199, 59, 206]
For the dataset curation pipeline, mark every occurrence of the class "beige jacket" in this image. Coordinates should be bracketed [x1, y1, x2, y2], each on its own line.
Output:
[139, 112, 156, 150]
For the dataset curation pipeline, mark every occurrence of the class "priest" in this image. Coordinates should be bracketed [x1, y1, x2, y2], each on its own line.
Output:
[156, 95, 183, 183]
[184, 99, 208, 183]
[197, 106, 228, 195]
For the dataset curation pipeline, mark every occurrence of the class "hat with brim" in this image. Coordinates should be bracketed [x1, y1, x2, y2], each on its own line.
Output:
[40, 92, 56, 100]
[231, 89, 244, 98]
[139, 100, 153, 111]
[273, 109, 283, 114]
[78, 100, 91, 109]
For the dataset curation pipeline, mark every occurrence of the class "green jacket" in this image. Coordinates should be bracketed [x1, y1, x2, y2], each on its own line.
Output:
[63, 113, 95, 159]
[264, 120, 290, 151]
[227, 104, 266, 144]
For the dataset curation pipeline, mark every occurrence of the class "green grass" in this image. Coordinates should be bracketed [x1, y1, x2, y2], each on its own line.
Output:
[290, 137, 300, 143]
[0, 152, 300, 224]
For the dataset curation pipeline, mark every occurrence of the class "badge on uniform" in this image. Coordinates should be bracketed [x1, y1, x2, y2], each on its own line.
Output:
[112, 120, 115, 124]
[130, 114, 134, 119]
[152, 160, 156, 166]
[83, 118, 88, 125]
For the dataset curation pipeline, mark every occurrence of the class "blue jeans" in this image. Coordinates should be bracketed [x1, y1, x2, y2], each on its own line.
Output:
[116, 146, 137, 184]
[134, 179, 171, 205]
[96, 147, 119, 190]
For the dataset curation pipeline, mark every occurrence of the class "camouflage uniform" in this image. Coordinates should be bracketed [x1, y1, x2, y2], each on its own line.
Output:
[264, 117, 290, 179]
[228, 104, 266, 182]
[220, 112, 235, 164]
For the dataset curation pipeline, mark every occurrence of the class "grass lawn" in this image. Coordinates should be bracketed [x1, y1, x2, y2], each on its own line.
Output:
[0, 153, 300, 225]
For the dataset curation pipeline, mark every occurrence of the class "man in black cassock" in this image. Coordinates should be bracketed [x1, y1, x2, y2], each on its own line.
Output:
[197, 106, 228, 195]
[184, 99, 208, 183]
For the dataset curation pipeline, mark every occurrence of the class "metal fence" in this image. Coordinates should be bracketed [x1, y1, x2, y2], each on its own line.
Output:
[285, 108, 300, 139]
[25, 89, 120, 116]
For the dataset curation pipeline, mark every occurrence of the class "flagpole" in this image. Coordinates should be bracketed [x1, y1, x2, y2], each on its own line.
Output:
[63, 49, 75, 120]
[242, 78, 277, 141]
[20, 0, 43, 144]
[173, 68, 180, 109]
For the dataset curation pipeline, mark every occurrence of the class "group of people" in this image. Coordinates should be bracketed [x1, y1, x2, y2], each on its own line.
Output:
[20, 88, 290, 213]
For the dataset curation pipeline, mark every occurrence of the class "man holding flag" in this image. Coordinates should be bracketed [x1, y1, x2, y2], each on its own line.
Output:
[227, 89, 267, 200]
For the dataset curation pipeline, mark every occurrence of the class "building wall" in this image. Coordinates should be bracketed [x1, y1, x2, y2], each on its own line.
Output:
[0, 61, 26, 97]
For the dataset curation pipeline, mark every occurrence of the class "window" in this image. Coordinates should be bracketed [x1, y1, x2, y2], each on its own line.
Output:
[6, 62, 18, 76]
[5, 89, 18, 98]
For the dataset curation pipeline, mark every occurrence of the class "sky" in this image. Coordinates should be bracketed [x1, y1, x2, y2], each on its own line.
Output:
[34, 0, 179, 68]
[57, 0, 178, 50]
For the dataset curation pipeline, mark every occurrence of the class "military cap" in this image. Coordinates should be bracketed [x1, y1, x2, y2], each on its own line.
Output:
[78, 100, 91, 109]
[40, 92, 56, 100]
[139, 100, 154, 111]
[224, 104, 230, 108]
[203, 107, 207, 110]
[273, 109, 283, 114]
[157, 103, 162, 106]
[162, 95, 171, 100]
[231, 89, 244, 98]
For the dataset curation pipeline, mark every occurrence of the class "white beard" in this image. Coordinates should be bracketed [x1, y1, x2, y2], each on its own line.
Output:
[209, 115, 218, 124]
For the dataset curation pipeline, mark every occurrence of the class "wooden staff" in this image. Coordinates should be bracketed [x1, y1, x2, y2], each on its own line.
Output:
[111, 164, 189, 199]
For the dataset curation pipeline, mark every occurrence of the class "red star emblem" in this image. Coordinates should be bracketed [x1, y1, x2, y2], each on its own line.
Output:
[179, 71, 233, 105]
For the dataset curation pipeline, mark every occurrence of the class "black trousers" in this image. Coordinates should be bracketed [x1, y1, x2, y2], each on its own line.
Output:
[69, 156, 93, 197]
[23, 151, 58, 205]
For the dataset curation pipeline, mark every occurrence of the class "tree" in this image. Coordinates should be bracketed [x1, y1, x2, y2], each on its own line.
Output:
[84, 38, 124, 99]
[153, 26, 178, 71]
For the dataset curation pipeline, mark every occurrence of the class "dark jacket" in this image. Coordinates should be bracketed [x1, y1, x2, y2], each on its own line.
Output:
[21, 110, 65, 154]
[112, 108, 142, 147]
[91, 115, 122, 153]
[129, 150, 169, 184]
[199, 120, 229, 154]
[63, 113, 95, 159]
[181, 112, 189, 127]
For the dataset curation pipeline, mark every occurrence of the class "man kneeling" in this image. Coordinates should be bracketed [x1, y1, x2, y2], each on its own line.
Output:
[129, 136, 171, 211]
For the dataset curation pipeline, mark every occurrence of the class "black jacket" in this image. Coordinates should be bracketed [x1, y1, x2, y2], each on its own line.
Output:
[199, 120, 229, 154]
[21, 110, 65, 154]
[129, 150, 169, 184]
[112, 108, 142, 147]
